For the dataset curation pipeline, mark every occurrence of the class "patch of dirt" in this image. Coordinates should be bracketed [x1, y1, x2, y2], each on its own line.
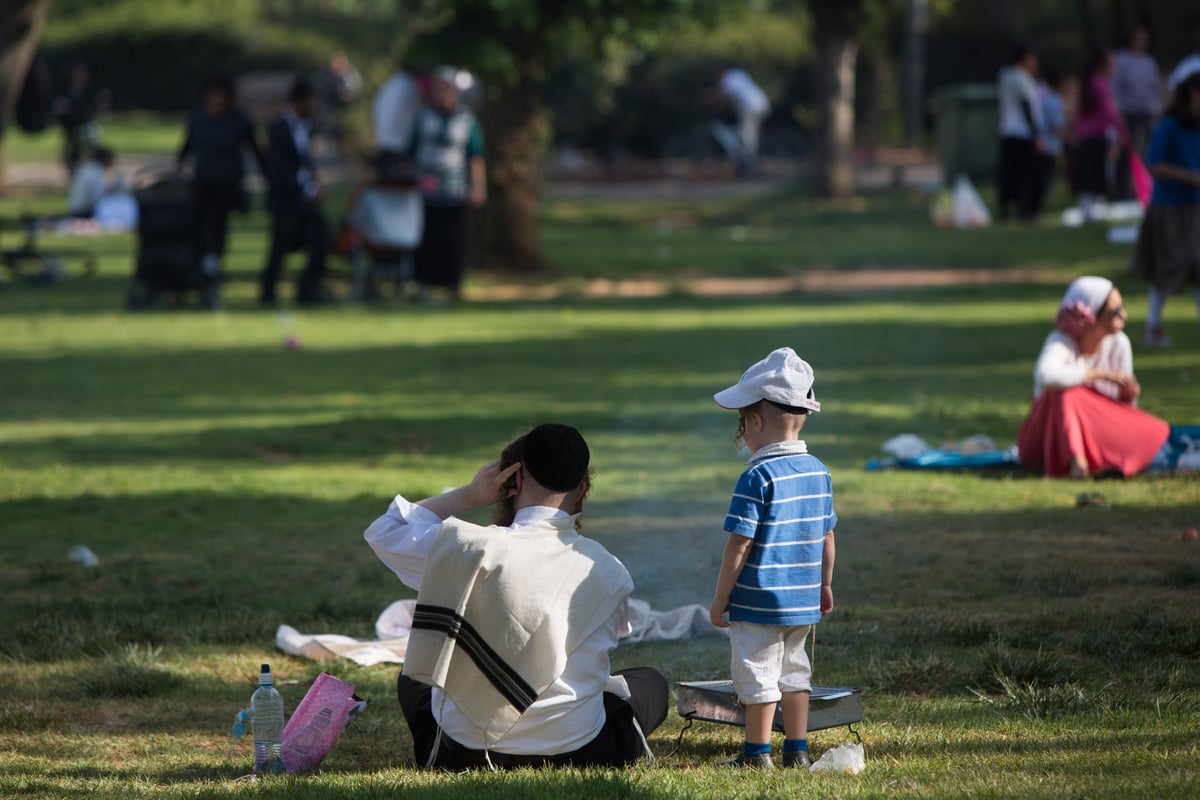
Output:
[464, 267, 1066, 302]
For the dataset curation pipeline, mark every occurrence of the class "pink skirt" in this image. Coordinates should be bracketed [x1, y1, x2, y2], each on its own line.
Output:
[1017, 386, 1169, 477]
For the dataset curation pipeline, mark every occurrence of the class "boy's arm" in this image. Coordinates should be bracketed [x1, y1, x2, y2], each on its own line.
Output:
[710, 533, 754, 628]
[820, 529, 836, 615]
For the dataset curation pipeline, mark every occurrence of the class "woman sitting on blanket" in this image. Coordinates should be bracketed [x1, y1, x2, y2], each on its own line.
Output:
[1017, 275, 1170, 478]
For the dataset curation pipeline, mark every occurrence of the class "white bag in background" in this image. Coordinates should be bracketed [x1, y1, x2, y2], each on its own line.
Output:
[809, 742, 866, 775]
[952, 174, 992, 228]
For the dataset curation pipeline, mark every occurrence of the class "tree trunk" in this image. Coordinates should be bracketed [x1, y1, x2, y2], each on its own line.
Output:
[481, 68, 548, 273]
[811, 0, 861, 199]
[0, 0, 50, 188]
[904, 0, 928, 147]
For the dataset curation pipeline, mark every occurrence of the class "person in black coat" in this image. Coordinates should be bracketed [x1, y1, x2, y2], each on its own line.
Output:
[178, 74, 267, 309]
[259, 78, 332, 307]
[52, 63, 107, 175]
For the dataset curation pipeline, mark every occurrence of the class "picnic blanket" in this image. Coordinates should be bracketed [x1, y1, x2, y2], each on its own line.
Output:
[865, 426, 1199, 473]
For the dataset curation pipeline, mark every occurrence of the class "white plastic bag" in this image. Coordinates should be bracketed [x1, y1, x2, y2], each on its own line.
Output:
[881, 434, 931, 460]
[952, 174, 991, 228]
[809, 742, 866, 775]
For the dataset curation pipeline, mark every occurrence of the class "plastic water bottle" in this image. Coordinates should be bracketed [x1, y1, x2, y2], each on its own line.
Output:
[250, 664, 286, 775]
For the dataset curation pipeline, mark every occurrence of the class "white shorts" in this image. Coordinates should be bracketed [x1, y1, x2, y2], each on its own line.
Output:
[728, 621, 813, 705]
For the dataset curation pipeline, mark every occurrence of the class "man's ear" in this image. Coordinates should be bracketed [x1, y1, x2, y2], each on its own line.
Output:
[507, 466, 523, 498]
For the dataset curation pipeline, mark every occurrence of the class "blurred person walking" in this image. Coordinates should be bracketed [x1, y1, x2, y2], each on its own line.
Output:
[1112, 26, 1164, 199]
[372, 58, 421, 180]
[1033, 69, 1070, 217]
[1129, 73, 1200, 347]
[1074, 50, 1130, 221]
[996, 43, 1043, 221]
[260, 78, 332, 307]
[410, 67, 485, 301]
[177, 75, 267, 309]
[52, 62, 107, 176]
[714, 64, 770, 174]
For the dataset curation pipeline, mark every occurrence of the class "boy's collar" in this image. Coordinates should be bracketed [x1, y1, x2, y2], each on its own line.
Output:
[748, 440, 808, 464]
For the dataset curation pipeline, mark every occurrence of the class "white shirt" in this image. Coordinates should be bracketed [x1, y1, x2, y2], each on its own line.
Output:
[66, 161, 107, 216]
[372, 71, 420, 152]
[364, 495, 631, 755]
[998, 65, 1043, 140]
[1033, 329, 1133, 401]
[719, 69, 769, 117]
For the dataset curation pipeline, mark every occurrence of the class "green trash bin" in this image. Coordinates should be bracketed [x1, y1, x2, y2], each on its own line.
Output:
[932, 83, 999, 185]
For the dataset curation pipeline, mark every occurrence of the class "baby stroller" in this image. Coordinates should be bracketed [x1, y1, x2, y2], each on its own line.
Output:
[336, 178, 423, 301]
[126, 175, 208, 309]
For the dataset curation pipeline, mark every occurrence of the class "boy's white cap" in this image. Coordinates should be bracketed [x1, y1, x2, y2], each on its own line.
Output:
[714, 347, 821, 412]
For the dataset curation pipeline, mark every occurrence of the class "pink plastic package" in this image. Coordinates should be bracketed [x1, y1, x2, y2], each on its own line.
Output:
[280, 672, 358, 773]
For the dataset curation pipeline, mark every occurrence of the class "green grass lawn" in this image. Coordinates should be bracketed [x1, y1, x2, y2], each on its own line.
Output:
[2, 180, 1199, 799]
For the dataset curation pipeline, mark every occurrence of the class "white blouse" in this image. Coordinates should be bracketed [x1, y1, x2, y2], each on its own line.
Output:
[1032, 329, 1133, 401]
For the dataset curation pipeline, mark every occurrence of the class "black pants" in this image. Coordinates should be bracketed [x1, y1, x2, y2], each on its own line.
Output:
[414, 203, 466, 292]
[1031, 153, 1058, 219]
[192, 180, 243, 265]
[397, 667, 669, 770]
[997, 136, 1038, 220]
[1075, 136, 1111, 196]
[260, 200, 330, 303]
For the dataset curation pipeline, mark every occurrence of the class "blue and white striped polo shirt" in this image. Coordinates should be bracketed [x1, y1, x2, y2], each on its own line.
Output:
[724, 449, 836, 626]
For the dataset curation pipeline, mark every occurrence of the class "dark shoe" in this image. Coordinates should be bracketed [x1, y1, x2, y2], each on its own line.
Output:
[781, 749, 811, 769]
[724, 752, 774, 769]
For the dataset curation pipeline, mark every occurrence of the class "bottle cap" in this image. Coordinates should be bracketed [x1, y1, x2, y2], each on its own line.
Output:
[259, 663, 272, 684]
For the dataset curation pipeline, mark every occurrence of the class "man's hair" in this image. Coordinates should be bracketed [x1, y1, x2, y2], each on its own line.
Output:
[289, 77, 316, 104]
[203, 73, 235, 101]
[92, 146, 115, 166]
[493, 431, 591, 531]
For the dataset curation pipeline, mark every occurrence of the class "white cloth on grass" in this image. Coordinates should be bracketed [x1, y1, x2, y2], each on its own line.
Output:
[276, 597, 724, 666]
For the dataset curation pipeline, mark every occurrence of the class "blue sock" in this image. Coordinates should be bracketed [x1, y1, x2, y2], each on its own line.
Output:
[742, 741, 771, 757]
[783, 738, 808, 752]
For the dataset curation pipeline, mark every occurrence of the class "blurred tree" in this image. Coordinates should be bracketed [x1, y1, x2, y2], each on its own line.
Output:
[0, 0, 50, 187]
[810, 0, 866, 198]
[405, 0, 723, 273]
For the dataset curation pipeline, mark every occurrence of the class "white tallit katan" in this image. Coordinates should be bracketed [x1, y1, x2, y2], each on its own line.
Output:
[402, 514, 633, 742]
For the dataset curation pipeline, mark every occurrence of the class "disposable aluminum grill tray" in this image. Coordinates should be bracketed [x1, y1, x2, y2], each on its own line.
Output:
[676, 681, 863, 734]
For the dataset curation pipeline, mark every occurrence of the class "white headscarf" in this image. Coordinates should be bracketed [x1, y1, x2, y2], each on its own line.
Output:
[1056, 276, 1114, 337]
[1061, 276, 1113, 313]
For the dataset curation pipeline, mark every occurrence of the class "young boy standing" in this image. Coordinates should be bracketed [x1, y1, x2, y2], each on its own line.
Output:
[709, 347, 837, 770]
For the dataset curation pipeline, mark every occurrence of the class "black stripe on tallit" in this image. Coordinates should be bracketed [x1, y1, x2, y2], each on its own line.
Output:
[411, 603, 538, 711]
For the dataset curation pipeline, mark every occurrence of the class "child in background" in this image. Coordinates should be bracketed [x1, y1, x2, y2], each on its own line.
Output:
[1034, 70, 1070, 217]
[65, 146, 117, 218]
[1129, 72, 1200, 347]
[709, 347, 837, 770]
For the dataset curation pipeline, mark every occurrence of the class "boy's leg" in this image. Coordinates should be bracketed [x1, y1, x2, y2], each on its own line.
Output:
[743, 701, 776, 745]
[779, 624, 814, 767]
[728, 622, 783, 768]
[781, 690, 809, 739]
[780, 690, 812, 767]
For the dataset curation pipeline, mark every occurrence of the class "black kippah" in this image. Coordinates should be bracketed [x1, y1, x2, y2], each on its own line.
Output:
[523, 424, 590, 492]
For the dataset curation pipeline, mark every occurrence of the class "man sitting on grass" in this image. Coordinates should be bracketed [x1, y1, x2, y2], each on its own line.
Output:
[364, 424, 668, 769]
